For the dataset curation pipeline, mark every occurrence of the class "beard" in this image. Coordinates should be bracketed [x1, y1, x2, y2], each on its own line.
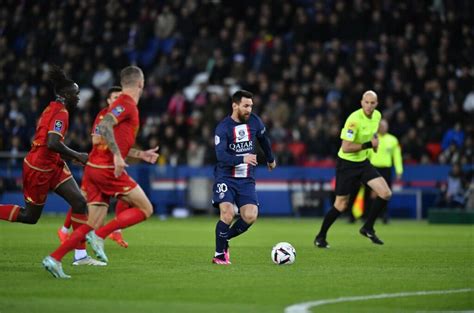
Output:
[238, 111, 250, 123]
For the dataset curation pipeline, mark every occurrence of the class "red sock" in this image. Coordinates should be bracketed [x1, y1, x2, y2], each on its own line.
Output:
[115, 200, 130, 216]
[96, 208, 146, 239]
[0, 204, 21, 222]
[71, 213, 88, 250]
[63, 208, 72, 228]
[51, 224, 93, 261]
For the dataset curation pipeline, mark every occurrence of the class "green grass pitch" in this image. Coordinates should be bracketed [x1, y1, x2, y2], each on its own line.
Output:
[0, 216, 473, 312]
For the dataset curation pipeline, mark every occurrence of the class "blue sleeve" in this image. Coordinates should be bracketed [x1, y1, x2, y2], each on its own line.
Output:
[256, 118, 275, 163]
[215, 125, 244, 165]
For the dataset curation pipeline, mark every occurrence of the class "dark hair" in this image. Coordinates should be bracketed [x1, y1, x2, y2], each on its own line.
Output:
[106, 86, 122, 99]
[48, 65, 75, 95]
[232, 90, 253, 104]
[120, 66, 143, 87]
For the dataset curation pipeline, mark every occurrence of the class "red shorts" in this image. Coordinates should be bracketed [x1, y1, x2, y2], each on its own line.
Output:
[82, 165, 137, 206]
[23, 159, 72, 205]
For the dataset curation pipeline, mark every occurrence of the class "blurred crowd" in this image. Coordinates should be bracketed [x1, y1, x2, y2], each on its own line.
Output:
[0, 0, 473, 169]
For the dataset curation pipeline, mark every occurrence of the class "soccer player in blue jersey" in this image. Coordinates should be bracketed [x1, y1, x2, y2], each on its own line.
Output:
[212, 90, 276, 265]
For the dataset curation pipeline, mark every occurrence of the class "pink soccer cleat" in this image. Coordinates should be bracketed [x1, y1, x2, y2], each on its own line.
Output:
[212, 255, 231, 265]
[224, 247, 230, 263]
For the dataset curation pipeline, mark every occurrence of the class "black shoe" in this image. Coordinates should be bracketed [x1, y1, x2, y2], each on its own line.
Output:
[314, 236, 330, 248]
[359, 227, 384, 245]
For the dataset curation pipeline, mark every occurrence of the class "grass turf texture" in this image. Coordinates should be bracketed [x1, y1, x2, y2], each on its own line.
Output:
[0, 216, 472, 313]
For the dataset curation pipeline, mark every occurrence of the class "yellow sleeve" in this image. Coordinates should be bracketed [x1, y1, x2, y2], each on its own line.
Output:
[393, 138, 403, 176]
[340, 115, 357, 142]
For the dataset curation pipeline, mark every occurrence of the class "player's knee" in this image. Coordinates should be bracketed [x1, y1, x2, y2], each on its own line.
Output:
[22, 217, 40, 224]
[220, 208, 235, 224]
[19, 211, 41, 224]
[141, 202, 153, 219]
[221, 212, 235, 224]
[71, 197, 87, 214]
[334, 199, 348, 212]
[241, 210, 258, 224]
[379, 188, 392, 200]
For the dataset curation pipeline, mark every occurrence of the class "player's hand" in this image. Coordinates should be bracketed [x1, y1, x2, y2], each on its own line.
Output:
[371, 135, 379, 153]
[140, 146, 159, 164]
[113, 154, 128, 178]
[267, 160, 276, 171]
[243, 154, 258, 166]
[75, 152, 89, 165]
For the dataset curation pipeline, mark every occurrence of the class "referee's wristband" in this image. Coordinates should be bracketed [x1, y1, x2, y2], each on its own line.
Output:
[361, 141, 373, 149]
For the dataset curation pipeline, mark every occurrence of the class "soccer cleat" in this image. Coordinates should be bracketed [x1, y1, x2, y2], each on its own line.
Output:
[224, 248, 230, 263]
[108, 231, 129, 248]
[224, 240, 230, 262]
[57, 228, 70, 244]
[86, 231, 109, 263]
[212, 254, 231, 265]
[314, 236, 330, 248]
[42, 256, 71, 279]
[359, 227, 384, 245]
[72, 256, 107, 266]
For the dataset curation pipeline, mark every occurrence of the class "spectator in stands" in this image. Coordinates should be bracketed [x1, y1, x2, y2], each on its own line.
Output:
[441, 122, 465, 151]
[438, 163, 468, 208]
[0, 1, 472, 173]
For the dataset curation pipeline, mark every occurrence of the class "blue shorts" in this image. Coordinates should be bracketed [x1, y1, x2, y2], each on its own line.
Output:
[212, 178, 258, 209]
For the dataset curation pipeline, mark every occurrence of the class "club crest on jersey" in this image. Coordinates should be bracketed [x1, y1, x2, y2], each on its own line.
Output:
[54, 120, 63, 132]
[234, 125, 249, 143]
[237, 129, 246, 140]
[112, 105, 124, 117]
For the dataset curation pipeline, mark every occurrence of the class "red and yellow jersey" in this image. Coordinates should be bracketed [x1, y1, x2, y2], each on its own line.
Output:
[91, 107, 109, 137]
[88, 94, 139, 168]
[25, 101, 69, 170]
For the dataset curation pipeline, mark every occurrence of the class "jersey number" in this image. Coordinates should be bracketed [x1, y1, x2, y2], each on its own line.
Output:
[216, 183, 228, 193]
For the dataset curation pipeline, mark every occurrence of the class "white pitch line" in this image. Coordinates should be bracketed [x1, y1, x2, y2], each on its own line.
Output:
[284, 288, 474, 313]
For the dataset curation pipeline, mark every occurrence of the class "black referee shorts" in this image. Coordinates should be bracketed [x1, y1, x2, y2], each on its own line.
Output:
[335, 157, 381, 196]
[375, 166, 393, 188]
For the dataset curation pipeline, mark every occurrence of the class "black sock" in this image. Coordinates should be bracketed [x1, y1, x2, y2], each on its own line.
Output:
[228, 218, 251, 240]
[363, 197, 388, 230]
[215, 220, 230, 254]
[317, 207, 341, 238]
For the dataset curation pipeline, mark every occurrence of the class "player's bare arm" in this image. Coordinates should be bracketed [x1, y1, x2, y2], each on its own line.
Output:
[97, 114, 119, 155]
[127, 147, 159, 164]
[341, 135, 379, 153]
[98, 114, 127, 177]
[47, 133, 88, 164]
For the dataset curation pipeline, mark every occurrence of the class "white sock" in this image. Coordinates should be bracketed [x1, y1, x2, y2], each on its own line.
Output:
[61, 226, 69, 234]
[74, 249, 87, 260]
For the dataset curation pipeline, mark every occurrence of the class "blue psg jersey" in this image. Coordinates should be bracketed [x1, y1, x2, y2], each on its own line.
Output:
[214, 113, 274, 180]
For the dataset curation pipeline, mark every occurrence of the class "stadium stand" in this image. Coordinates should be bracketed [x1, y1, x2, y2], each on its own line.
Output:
[0, 1, 472, 207]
